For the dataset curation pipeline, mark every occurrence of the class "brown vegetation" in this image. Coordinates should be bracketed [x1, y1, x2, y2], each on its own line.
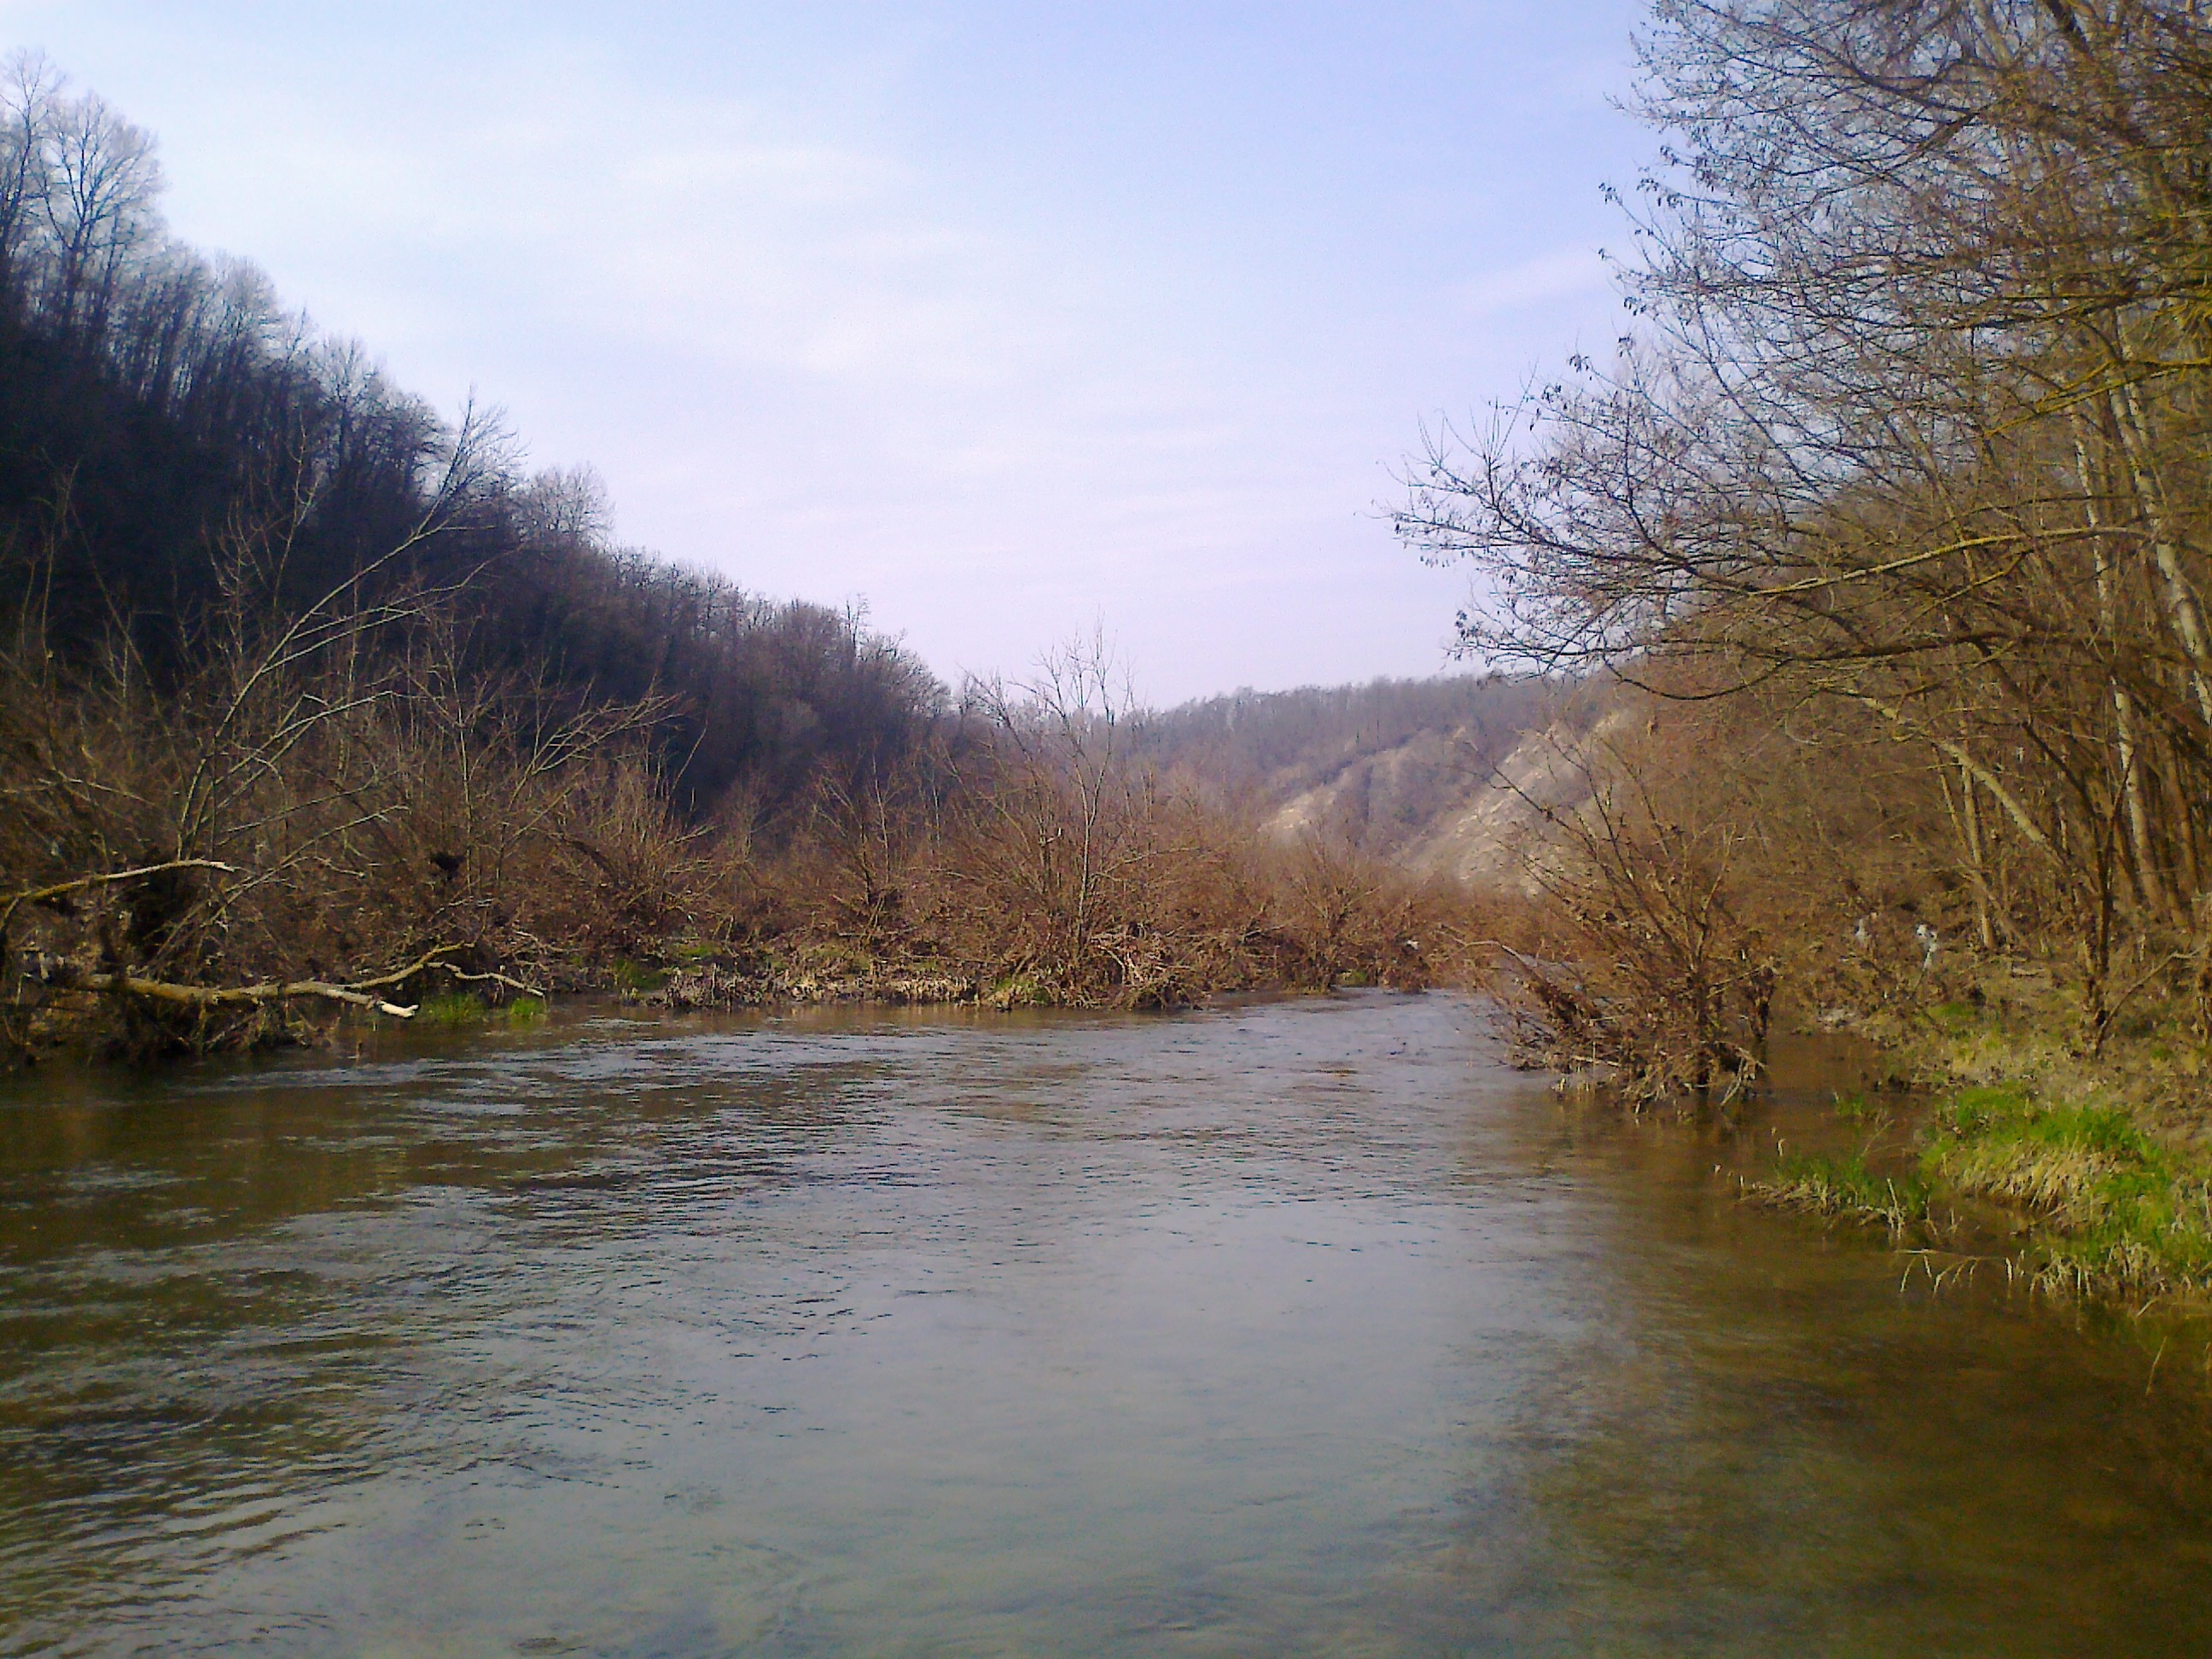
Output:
[717, 640, 1493, 1013]
[0, 593, 1496, 1060]
[1400, 0, 2212, 1106]
[0, 57, 1499, 1062]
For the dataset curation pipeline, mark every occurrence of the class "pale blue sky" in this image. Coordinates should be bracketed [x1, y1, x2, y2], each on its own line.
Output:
[0, 2, 1650, 701]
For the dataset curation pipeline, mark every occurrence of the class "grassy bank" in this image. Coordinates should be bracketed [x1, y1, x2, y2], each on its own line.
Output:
[1751, 981, 2212, 1307]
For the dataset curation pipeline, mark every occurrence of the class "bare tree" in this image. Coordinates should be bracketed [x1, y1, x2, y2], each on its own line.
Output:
[1400, 0, 2212, 1053]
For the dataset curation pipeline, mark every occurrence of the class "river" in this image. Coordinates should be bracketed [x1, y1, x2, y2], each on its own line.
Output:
[3, 992, 2211, 1655]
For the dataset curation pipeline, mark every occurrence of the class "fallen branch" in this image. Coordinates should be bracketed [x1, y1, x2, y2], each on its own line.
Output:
[61, 945, 545, 1021]
[79, 970, 420, 1019]
[437, 963, 547, 999]
[342, 946, 546, 1002]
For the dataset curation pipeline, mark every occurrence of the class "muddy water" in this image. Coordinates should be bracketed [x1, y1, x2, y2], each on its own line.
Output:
[3, 993, 2211, 1656]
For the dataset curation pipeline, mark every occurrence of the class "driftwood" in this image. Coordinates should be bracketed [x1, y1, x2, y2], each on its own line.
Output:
[19, 921, 545, 1021]
[75, 969, 423, 1018]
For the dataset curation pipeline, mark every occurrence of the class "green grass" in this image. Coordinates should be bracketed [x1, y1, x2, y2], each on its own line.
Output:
[1749, 1148, 1931, 1235]
[1832, 972, 2212, 1304]
[1924, 1087, 2159, 1208]
[987, 974, 1049, 1010]
[417, 992, 485, 1026]
[504, 996, 546, 1025]
[1925, 1000, 1983, 1035]
[611, 960, 667, 993]
[1749, 1080, 2212, 1303]
[1831, 1091, 1888, 1124]
[1920, 1086, 2212, 1300]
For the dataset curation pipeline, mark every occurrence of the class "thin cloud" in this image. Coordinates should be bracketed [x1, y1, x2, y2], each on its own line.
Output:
[1452, 247, 1609, 317]
[6, 2, 1649, 701]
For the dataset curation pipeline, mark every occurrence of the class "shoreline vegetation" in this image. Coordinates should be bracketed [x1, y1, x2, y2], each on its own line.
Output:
[0, 606, 1500, 1054]
[0, 55, 1514, 1065]
[1739, 982, 2212, 1310]
[1382, 0, 2212, 1319]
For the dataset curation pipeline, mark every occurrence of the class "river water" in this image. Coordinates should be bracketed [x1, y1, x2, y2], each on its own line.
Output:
[3, 992, 2212, 1656]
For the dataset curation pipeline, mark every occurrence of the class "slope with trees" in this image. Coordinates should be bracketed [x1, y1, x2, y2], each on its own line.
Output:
[1137, 674, 1561, 864]
[1398, 0, 2212, 1297]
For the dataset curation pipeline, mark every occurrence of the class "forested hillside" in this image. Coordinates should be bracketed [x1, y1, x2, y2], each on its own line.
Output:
[0, 56, 1505, 1059]
[0, 55, 940, 816]
[1127, 674, 1595, 888]
[1140, 677, 1542, 841]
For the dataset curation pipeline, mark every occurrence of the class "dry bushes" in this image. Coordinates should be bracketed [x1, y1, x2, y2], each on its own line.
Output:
[1487, 718, 1777, 1103]
[1482, 662, 2212, 1105]
[654, 643, 1495, 1016]
[1481, 679, 1980, 1103]
[0, 568, 698, 1057]
[3, 608, 1497, 1061]
[938, 649, 1493, 1003]
[660, 764, 1486, 1016]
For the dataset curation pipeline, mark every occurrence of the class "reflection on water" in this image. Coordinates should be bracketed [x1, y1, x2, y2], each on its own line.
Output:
[3, 993, 2211, 1655]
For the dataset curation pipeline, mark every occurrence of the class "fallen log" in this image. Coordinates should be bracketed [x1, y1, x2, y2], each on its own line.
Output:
[63, 945, 546, 1021]
[79, 971, 421, 1018]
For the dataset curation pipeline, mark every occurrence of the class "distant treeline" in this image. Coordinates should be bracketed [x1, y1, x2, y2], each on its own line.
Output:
[0, 54, 940, 818]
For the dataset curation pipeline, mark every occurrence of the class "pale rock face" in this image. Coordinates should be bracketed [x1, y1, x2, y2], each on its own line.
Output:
[1259, 705, 1621, 897]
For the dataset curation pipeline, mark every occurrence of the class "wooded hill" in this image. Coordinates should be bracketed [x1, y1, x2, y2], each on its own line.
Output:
[1139, 676, 1548, 850]
[0, 57, 1507, 1059]
[0, 53, 940, 818]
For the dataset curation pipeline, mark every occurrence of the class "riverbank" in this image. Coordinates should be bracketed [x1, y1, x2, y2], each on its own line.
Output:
[1751, 971, 2212, 1308]
[2, 844, 1490, 1065]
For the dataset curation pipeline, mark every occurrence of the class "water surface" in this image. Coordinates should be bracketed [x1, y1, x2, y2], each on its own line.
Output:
[3, 992, 2211, 1655]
